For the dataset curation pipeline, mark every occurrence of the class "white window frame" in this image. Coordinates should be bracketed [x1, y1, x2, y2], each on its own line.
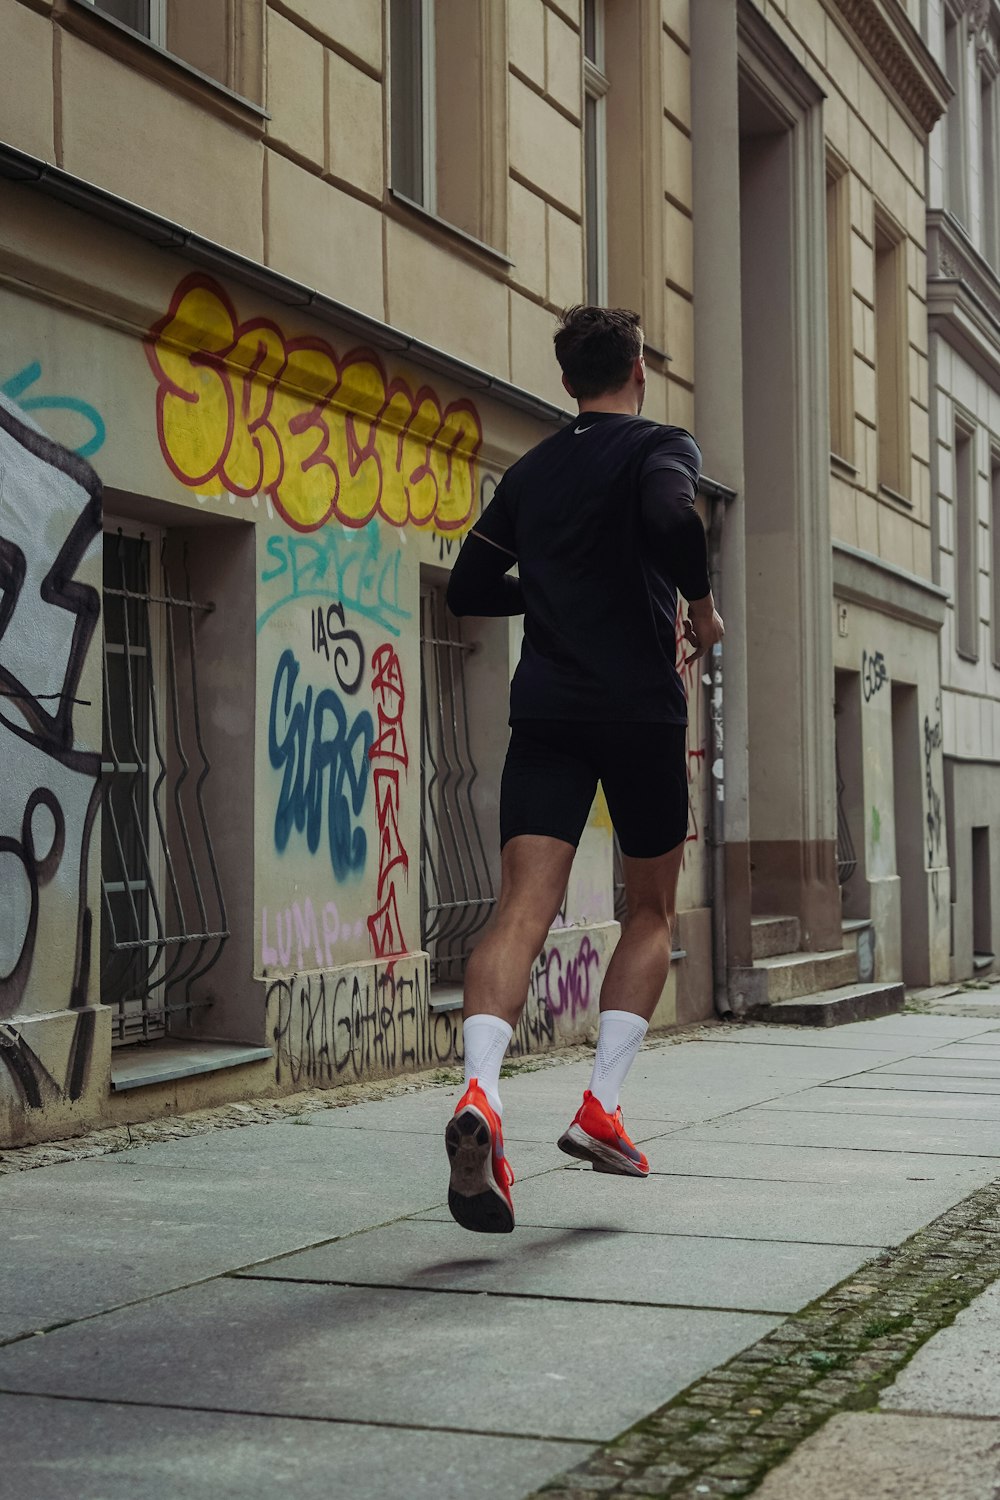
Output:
[584, 0, 609, 305]
[980, 56, 1000, 269]
[945, 2, 969, 224]
[390, 0, 437, 216]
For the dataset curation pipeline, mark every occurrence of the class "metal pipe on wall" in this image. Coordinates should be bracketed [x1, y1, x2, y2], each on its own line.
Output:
[699, 477, 737, 1019]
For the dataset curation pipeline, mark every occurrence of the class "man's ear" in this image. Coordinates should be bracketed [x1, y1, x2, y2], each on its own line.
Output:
[561, 372, 576, 399]
[634, 355, 646, 388]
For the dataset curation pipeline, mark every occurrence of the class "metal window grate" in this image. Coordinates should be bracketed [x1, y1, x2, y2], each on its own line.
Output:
[419, 586, 495, 986]
[100, 532, 229, 1043]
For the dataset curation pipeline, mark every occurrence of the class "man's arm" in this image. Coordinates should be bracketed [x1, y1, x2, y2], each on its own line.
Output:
[446, 530, 525, 618]
[640, 462, 724, 662]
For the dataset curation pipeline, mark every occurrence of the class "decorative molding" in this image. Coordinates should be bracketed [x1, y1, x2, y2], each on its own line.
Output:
[927, 211, 1000, 381]
[826, 0, 951, 133]
[832, 542, 948, 632]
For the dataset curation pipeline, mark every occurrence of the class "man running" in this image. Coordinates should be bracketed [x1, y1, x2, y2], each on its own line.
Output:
[444, 305, 725, 1234]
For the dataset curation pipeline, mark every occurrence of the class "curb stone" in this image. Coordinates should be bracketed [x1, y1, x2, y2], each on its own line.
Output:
[528, 1177, 1000, 1500]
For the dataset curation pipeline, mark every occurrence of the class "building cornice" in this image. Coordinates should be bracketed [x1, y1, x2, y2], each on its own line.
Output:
[833, 541, 948, 632]
[927, 209, 1000, 380]
[824, 0, 951, 135]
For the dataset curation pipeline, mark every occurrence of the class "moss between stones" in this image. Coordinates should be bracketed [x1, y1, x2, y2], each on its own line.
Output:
[530, 1177, 1000, 1500]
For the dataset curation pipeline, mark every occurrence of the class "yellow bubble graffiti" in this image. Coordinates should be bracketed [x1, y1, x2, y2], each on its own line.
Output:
[146, 275, 482, 534]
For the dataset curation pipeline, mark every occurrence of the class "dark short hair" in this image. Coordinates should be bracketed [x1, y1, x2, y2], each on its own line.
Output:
[553, 305, 644, 398]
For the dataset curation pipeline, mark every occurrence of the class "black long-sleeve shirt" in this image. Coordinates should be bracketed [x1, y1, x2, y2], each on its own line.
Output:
[446, 413, 708, 724]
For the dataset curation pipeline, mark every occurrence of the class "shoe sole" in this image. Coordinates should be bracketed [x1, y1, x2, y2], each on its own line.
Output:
[445, 1106, 515, 1234]
[557, 1122, 648, 1178]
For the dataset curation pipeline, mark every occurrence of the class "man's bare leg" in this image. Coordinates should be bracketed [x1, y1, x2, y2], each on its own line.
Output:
[598, 841, 686, 1020]
[447, 835, 575, 1234]
[558, 841, 685, 1176]
[463, 834, 577, 1026]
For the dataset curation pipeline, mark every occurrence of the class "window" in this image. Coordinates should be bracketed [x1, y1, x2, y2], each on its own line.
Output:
[101, 527, 229, 1043]
[873, 214, 909, 497]
[826, 161, 854, 463]
[954, 418, 978, 659]
[584, 0, 609, 304]
[80, 0, 263, 101]
[981, 63, 1000, 268]
[389, 0, 505, 248]
[419, 584, 495, 992]
[991, 450, 1000, 666]
[945, 5, 968, 223]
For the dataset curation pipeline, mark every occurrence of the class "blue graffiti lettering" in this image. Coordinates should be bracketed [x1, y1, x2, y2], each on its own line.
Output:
[1, 363, 106, 459]
[257, 521, 411, 637]
[268, 647, 373, 880]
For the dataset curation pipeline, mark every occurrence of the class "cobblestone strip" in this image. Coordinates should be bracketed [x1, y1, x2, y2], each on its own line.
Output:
[530, 1178, 1000, 1500]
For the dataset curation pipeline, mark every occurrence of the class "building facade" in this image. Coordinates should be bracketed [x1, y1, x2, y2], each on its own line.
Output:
[922, 0, 1000, 980]
[0, 0, 982, 1150]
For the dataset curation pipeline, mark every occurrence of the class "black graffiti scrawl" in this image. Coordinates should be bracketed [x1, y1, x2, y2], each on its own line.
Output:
[0, 394, 103, 1110]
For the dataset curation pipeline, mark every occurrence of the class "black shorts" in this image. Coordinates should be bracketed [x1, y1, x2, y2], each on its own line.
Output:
[500, 719, 689, 859]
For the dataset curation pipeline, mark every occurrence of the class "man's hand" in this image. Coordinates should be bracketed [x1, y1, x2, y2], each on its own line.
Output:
[682, 594, 725, 663]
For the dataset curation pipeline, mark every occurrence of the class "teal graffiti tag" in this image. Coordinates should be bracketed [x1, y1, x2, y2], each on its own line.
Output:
[257, 521, 411, 637]
[1, 363, 106, 458]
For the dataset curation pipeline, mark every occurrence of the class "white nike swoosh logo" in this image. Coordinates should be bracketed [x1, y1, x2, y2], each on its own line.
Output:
[573, 426, 593, 435]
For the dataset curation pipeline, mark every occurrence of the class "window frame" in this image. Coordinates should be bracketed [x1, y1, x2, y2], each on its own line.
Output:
[980, 56, 1000, 269]
[953, 411, 979, 663]
[68, 0, 266, 114]
[826, 155, 855, 467]
[944, 2, 969, 225]
[990, 445, 1000, 669]
[873, 207, 911, 503]
[583, 0, 610, 305]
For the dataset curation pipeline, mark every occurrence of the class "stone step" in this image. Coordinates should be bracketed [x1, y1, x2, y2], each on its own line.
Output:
[751, 915, 802, 960]
[755, 946, 859, 1003]
[750, 980, 905, 1028]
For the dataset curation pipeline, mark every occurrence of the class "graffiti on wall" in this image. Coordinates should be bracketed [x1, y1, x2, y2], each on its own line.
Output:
[367, 644, 410, 959]
[257, 523, 411, 638]
[146, 275, 482, 534]
[0, 396, 103, 1110]
[862, 648, 888, 702]
[268, 643, 373, 882]
[924, 702, 943, 867]
[1, 363, 106, 459]
[266, 930, 605, 1087]
[675, 607, 706, 859]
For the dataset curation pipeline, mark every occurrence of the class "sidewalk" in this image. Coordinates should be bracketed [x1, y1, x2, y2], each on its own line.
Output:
[3, 999, 1000, 1499]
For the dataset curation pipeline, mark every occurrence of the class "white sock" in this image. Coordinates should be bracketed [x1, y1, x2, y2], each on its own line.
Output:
[461, 1014, 514, 1117]
[589, 1009, 649, 1113]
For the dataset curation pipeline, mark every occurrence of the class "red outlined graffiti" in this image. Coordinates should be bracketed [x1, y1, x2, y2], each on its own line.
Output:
[367, 644, 409, 958]
[145, 275, 482, 535]
[675, 607, 705, 859]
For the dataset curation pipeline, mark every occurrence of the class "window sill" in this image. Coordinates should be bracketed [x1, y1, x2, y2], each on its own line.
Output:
[66, 1, 268, 124]
[387, 189, 514, 271]
[830, 452, 858, 478]
[110, 1039, 274, 1092]
[877, 483, 913, 510]
[956, 647, 980, 665]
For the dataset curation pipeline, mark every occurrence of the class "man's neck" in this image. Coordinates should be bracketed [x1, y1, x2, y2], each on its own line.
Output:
[576, 397, 639, 417]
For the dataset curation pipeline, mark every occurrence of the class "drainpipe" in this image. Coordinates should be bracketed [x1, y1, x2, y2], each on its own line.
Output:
[698, 476, 737, 1019]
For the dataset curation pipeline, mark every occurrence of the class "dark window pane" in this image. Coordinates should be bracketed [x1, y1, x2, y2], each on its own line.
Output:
[390, 0, 425, 201]
[94, 0, 151, 35]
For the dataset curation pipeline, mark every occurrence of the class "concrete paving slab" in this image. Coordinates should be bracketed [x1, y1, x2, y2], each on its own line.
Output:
[928, 1043, 1000, 1060]
[622, 1138, 995, 1187]
[406, 1168, 981, 1249]
[0, 1127, 562, 1343]
[0, 1392, 591, 1500]
[932, 1031, 1000, 1046]
[243, 1217, 881, 1314]
[702, 1028, 941, 1054]
[829, 1016, 1000, 1039]
[677, 1109, 1000, 1157]
[766, 1084, 1000, 1115]
[0, 1277, 779, 1442]
[880, 1277, 1000, 1417]
[830, 1075, 1000, 1097]
[295, 1094, 687, 1142]
[871, 1056, 1000, 1079]
[753, 1411, 1000, 1500]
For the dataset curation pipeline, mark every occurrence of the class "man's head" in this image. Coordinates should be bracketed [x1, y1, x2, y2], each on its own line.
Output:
[553, 305, 645, 411]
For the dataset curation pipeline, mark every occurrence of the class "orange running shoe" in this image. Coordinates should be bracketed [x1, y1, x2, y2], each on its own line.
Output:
[445, 1079, 515, 1233]
[557, 1090, 649, 1177]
